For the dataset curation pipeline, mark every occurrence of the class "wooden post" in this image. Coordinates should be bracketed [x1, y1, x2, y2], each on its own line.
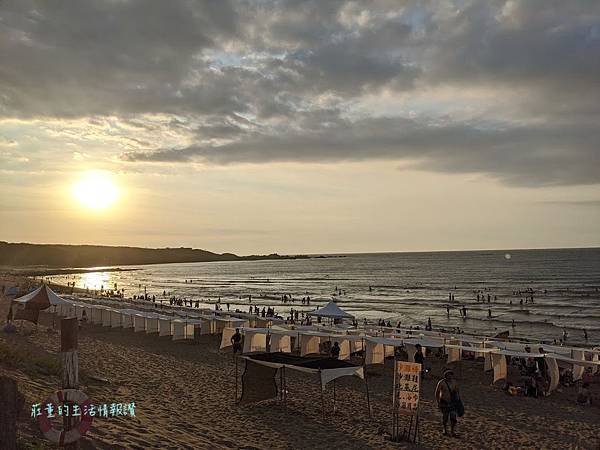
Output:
[0, 377, 23, 450]
[61, 317, 79, 450]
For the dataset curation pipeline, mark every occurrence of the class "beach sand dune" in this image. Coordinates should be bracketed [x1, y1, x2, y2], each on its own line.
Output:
[1, 280, 599, 449]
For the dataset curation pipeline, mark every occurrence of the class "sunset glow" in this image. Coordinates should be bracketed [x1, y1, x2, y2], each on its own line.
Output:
[72, 172, 119, 210]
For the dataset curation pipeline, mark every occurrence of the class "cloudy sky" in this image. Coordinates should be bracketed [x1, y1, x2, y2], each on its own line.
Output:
[1, 0, 599, 254]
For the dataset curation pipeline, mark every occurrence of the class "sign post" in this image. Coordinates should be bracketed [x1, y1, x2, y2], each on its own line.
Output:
[392, 361, 421, 443]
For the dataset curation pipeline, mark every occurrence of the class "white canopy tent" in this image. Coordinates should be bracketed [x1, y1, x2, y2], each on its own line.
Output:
[13, 284, 68, 307]
[307, 300, 354, 320]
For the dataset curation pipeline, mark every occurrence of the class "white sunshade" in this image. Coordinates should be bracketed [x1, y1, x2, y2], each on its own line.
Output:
[307, 300, 354, 319]
[13, 284, 68, 307]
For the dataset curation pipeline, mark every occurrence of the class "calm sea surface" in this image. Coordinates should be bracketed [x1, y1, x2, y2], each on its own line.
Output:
[50, 248, 600, 344]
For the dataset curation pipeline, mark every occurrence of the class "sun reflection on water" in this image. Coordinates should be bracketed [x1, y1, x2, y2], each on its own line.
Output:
[77, 271, 113, 291]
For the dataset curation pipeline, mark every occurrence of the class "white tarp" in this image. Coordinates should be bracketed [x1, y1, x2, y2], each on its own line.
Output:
[83, 306, 93, 322]
[338, 339, 351, 360]
[200, 318, 214, 335]
[446, 339, 461, 363]
[546, 357, 560, 392]
[133, 314, 146, 332]
[366, 336, 404, 347]
[13, 284, 68, 307]
[571, 349, 585, 381]
[145, 316, 159, 334]
[110, 310, 121, 328]
[91, 307, 103, 325]
[299, 334, 320, 356]
[308, 300, 354, 319]
[405, 343, 419, 363]
[365, 340, 385, 365]
[220, 327, 236, 349]
[552, 355, 600, 368]
[102, 309, 112, 327]
[171, 320, 194, 340]
[243, 330, 267, 353]
[159, 318, 171, 336]
[320, 366, 364, 389]
[269, 333, 292, 353]
[404, 337, 445, 348]
[172, 320, 186, 340]
[351, 338, 364, 353]
[492, 353, 507, 383]
[121, 313, 133, 329]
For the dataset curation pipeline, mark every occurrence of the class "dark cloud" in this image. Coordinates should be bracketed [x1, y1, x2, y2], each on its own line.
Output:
[1, 0, 599, 186]
[122, 116, 600, 187]
[0, 0, 240, 117]
[425, 1, 600, 116]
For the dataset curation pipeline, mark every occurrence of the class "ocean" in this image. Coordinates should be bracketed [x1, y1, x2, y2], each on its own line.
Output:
[49, 248, 600, 345]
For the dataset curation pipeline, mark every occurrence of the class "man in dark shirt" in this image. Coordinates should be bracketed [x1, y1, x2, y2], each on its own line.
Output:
[414, 344, 425, 366]
[231, 328, 242, 354]
[331, 341, 341, 359]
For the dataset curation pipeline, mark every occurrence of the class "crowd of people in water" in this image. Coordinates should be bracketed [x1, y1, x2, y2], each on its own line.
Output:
[35, 273, 598, 346]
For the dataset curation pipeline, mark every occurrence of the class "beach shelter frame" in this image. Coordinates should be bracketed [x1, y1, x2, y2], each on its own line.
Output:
[234, 352, 371, 420]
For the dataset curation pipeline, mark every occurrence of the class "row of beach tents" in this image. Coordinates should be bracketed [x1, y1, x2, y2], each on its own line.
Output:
[9, 285, 600, 395]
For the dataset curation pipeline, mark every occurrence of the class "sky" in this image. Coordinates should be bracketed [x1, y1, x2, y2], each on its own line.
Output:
[1, 0, 599, 255]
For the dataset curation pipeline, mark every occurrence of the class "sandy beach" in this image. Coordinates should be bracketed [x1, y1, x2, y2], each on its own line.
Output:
[1, 275, 599, 450]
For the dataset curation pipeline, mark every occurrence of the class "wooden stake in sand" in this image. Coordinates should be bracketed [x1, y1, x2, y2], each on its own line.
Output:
[0, 376, 24, 450]
[61, 317, 79, 450]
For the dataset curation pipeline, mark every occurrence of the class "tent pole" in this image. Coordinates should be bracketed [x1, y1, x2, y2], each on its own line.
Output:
[333, 379, 336, 414]
[319, 370, 325, 421]
[279, 367, 283, 401]
[362, 338, 365, 366]
[414, 408, 420, 443]
[365, 365, 372, 420]
[392, 357, 397, 439]
[234, 355, 238, 403]
[284, 366, 287, 406]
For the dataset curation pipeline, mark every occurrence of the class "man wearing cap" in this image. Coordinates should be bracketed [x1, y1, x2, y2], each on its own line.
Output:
[435, 369, 461, 437]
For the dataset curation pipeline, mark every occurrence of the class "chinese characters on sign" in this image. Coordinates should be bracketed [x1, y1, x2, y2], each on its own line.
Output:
[396, 361, 421, 414]
[31, 402, 136, 419]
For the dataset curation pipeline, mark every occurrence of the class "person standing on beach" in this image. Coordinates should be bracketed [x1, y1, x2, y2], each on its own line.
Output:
[414, 344, 427, 377]
[435, 369, 461, 437]
[231, 329, 242, 354]
[331, 342, 341, 359]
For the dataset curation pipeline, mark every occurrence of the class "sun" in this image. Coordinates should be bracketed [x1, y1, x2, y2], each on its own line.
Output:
[73, 172, 119, 209]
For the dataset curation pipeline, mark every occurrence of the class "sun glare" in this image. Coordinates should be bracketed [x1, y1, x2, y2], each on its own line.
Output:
[73, 172, 119, 210]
